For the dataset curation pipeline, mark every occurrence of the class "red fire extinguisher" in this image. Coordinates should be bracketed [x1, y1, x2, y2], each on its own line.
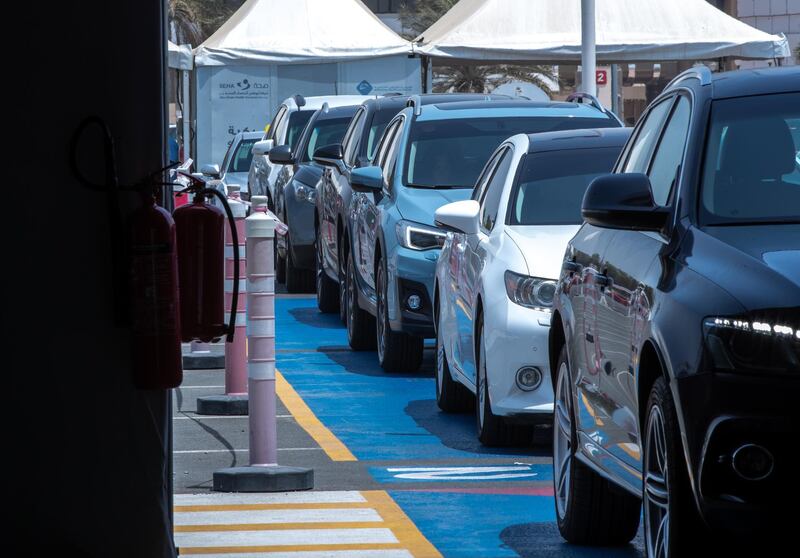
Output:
[173, 177, 240, 344]
[129, 191, 183, 389]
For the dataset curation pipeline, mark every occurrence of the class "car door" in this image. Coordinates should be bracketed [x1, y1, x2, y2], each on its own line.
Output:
[456, 147, 513, 385]
[597, 94, 691, 472]
[354, 119, 401, 294]
[448, 149, 501, 377]
[260, 105, 287, 201]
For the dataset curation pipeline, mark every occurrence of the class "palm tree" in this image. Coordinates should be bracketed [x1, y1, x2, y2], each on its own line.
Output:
[168, 0, 202, 46]
[399, 0, 559, 96]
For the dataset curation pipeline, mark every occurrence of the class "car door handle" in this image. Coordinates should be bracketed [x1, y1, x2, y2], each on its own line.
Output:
[563, 261, 580, 273]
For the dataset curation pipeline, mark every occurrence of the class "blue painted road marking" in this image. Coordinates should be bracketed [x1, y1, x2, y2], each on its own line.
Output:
[370, 464, 553, 483]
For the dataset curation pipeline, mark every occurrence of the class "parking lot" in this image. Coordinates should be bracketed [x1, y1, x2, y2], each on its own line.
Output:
[173, 294, 648, 557]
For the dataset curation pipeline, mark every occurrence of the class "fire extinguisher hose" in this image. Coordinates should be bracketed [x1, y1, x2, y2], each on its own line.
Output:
[196, 187, 240, 344]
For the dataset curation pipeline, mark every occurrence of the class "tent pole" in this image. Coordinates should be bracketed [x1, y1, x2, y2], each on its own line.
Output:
[580, 0, 596, 96]
[181, 68, 191, 161]
[610, 63, 621, 120]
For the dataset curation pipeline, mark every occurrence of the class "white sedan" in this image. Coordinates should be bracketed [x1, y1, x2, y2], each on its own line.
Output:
[433, 127, 631, 446]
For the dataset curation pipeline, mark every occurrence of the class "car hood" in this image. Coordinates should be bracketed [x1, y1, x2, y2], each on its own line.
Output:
[504, 225, 581, 280]
[395, 187, 472, 226]
[687, 224, 800, 310]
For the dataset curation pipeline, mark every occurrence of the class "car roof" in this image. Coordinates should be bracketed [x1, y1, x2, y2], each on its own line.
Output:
[240, 131, 265, 140]
[314, 104, 361, 120]
[709, 66, 800, 100]
[282, 95, 371, 111]
[525, 127, 632, 154]
[415, 100, 615, 122]
[363, 93, 512, 112]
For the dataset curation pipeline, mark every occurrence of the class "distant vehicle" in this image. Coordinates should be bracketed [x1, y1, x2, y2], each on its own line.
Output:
[314, 93, 512, 318]
[550, 66, 799, 556]
[270, 103, 361, 292]
[248, 94, 369, 209]
[345, 98, 622, 372]
[433, 128, 630, 446]
[200, 131, 263, 202]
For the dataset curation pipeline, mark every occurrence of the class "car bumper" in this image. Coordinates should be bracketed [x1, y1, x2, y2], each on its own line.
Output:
[487, 297, 554, 420]
[386, 246, 438, 338]
[675, 371, 800, 535]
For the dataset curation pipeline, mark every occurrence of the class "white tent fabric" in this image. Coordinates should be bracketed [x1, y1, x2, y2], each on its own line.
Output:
[168, 41, 193, 70]
[416, 0, 790, 62]
[194, 0, 413, 66]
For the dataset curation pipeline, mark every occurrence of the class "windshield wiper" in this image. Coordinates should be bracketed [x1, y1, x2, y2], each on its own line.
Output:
[405, 183, 469, 190]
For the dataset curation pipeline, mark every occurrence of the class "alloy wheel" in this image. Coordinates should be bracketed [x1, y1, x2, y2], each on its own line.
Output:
[477, 334, 487, 429]
[436, 315, 445, 399]
[347, 257, 357, 339]
[339, 259, 347, 323]
[376, 264, 387, 363]
[554, 361, 573, 521]
[644, 405, 670, 558]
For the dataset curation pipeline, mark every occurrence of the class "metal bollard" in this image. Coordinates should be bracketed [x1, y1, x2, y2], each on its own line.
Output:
[196, 184, 249, 415]
[213, 196, 313, 492]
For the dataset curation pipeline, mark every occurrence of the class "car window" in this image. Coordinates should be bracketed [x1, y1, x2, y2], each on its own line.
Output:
[382, 121, 405, 190]
[472, 149, 503, 202]
[343, 109, 366, 167]
[700, 92, 800, 225]
[479, 147, 512, 231]
[285, 110, 314, 150]
[267, 106, 287, 142]
[647, 95, 691, 206]
[509, 147, 623, 225]
[228, 138, 258, 173]
[374, 120, 400, 168]
[366, 108, 398, 162]
[302, 117, 352, 163]
[623, 98, 673, 173]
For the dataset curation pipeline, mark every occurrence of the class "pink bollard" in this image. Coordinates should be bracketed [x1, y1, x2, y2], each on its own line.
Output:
[212, 195, 313, 491]
[224, 185, 248, 396]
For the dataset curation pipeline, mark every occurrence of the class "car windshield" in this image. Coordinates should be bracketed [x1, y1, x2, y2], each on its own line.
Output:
[509, 147, 623, 226]
[302, 117, 352, 163]
[366, 108, 397, 161]
[700, 92, 800, 225]
[286, 110, 314, 150]
[227, 138, 258, 173]
[404, 116, 617, 188]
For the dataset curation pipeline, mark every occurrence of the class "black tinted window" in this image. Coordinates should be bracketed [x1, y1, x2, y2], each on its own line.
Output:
[286, 110, 314, 150]
[700, 93, 800, 224]
[404, 116, 616, 189]
[648, 96, 690, 206]
[366, 108, 399, 161]
[480, 148, 512, 230]
[509, 147, 622, 226]
[302, 117, 352, 163]
[228, 139, 257, 173]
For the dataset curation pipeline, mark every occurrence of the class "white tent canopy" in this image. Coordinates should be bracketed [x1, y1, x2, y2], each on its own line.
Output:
[168, 41, 193, 70]
[416, 0, 791, 63]
[195, 0, 414, 66]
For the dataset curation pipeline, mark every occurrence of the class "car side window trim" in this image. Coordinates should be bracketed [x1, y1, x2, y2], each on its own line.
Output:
[343, 107, 366, 168]
[619, 95, 676, 174]
[645, 93, 692, 208]
[478, 146, 512, 234]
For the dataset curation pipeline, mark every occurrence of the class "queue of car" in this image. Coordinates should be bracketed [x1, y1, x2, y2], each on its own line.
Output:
[218, 65, 798, 557]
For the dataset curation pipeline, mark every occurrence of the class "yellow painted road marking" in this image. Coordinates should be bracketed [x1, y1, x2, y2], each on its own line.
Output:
[176, 521, 386, 532]
[364, 491, 443, 558]
[275, 369, 356, 461]
[179, 542, 404, 554]
[175, 502, 373, 513]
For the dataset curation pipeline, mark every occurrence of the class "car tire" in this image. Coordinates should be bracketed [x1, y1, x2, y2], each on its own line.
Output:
[553, 345, 641, 546]
[275, 238, 286, 284]
[475, 314, 519, 446]
[643, 376, 707, 558]
[376, 257, 423, 373]
[316, 228, 338, 313]
[285, 235, 314, 294]
[346, 251, 376, 351]
[338, 243, 348, 324]
[435, 297, 473, 413]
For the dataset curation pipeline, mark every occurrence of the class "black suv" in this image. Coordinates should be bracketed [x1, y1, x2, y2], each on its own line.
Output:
[550, 66, 799, 556]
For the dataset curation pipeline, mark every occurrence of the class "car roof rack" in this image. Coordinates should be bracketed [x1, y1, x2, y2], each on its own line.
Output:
[293, 94, 307, 108]
[565, 92, 623, 126]
[320, 102, 330, 114]
[666, 65, 713, 89]
[406, 94, 423, 116]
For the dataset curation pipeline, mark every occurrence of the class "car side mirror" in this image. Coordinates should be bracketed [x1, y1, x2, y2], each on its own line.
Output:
[269, 144, 294, 165]
[350, 166, 384, 192]
[435, 200, 480, 235]
[252, 139, 274, 156]
[582, 173, 670, 232]
[313, 143, 344, 167]
[200, 163, 220, 179]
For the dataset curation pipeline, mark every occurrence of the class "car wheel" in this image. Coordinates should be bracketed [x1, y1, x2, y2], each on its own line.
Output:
[553, 345, 641, 545]
[346, 250, 376, 351]
[274, 237, 286, 284]
[376, 257, 422, 373]
[644, 377, 706, 558]
[316, 228, 338, 313]
[285, 234, 314, 293]
[475, 314, 517, 446]
[435, 296, 472, 413]
[338, 244, 348, 324]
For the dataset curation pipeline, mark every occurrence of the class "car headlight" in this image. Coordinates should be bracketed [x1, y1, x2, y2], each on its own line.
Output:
[703, 316, 799, 374]
[504, 270, 557, 311]
[294, 183, 316, 204]
[395, 220, 446, 251]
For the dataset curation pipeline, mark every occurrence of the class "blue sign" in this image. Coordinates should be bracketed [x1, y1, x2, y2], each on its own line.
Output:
[357, 80, 374, 95]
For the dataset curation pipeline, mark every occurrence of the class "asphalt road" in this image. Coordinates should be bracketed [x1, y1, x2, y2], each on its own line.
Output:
[173, 294, 645, 557]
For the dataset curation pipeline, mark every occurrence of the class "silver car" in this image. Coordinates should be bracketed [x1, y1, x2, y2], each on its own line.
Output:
[202, 130, 263, 202]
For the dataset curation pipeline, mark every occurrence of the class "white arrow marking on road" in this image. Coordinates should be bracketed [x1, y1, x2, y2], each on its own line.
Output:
[385, 466, 537, 481]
